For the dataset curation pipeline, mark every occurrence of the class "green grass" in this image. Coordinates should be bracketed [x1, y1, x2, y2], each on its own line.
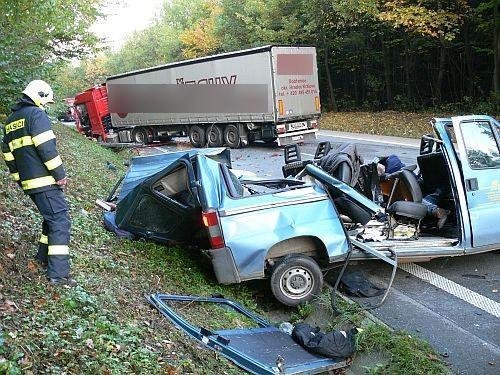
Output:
[318, 111, 452, 139]
[314, 293, 450, 375]
[0, 123, 448, 374]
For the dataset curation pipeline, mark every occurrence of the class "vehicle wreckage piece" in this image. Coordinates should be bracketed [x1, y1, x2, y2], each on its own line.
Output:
[147, 294, 347, 374]
[331, 238, 398, 311]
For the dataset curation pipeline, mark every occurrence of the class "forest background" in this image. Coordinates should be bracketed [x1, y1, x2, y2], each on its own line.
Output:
[0, 0, 498, 119]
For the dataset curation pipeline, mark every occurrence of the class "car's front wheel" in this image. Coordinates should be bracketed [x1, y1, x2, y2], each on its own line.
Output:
[270, 254, 323, 306]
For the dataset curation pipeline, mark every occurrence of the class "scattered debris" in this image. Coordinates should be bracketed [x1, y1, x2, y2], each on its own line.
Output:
[147, 294, 347, 374]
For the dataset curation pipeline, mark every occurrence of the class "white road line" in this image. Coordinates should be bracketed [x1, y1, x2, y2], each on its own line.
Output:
[318, 132, 419, 148]
[153, 146, 167, 154]
[399, 263, 500, 318]
[302, 152, 314, 157]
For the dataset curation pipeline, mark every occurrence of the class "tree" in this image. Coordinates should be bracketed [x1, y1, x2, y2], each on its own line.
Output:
[179, 0, 222, 58]
[0, 0, 102, 115]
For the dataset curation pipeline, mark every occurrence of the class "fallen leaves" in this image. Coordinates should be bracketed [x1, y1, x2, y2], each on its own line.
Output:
[319, 111, 437, 139]
[0, 299, 18, 315]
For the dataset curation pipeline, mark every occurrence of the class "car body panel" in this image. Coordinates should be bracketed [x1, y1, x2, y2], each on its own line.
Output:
[147, 294, 347, 374]
[451, 115, 500, 248]
[220, 195, 349, 280]
[115, 154, 203, 243]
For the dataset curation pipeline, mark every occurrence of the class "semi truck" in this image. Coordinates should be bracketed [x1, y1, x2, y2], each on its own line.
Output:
[73, 45, 321, 148]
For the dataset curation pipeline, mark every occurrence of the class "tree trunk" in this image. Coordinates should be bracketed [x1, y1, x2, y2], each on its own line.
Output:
[404, 35, 412, 104]
[324, 40, 338, 112]
[464, 21, 474, 97]
[494, 2, 499, 115]
[382, 41, 393, 109]
[436, 38, 446, 105]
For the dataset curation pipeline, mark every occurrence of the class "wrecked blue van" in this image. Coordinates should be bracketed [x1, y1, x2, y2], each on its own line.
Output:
[103, 115, 500, 306]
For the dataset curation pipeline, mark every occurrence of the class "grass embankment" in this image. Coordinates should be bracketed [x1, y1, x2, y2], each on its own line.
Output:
[0, 124, 448, 374]
[319, 111, 446, 139]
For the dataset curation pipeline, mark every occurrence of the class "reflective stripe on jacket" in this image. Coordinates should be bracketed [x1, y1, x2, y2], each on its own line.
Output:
[2, 96, 66, 194]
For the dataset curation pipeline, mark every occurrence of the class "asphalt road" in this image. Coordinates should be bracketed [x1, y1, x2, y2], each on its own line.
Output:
[148, 131, 499, 374]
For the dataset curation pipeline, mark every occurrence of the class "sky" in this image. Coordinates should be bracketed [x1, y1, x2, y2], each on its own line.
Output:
[91, 0, 165, 51]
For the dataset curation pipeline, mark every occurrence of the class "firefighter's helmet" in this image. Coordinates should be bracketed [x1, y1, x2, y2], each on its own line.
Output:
[23, 80, 54, 107]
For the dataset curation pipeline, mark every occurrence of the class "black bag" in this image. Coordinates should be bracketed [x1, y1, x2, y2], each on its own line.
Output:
[292, 323, 357, 358]
[340, 270, 385, 298]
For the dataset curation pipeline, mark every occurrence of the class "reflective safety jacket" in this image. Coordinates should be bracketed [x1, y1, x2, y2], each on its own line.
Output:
[2, 96, 66, 194]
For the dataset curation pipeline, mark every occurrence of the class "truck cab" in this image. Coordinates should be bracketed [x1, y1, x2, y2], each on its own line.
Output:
[73, 85, 112, 142]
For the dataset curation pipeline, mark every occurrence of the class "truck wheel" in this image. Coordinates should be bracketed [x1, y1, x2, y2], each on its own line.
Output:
[132, 128, 148, 144]
[207, 125, 224, 147]
[224, 124, 241, 148]
[270, 254, 323, 306]
[189, 125, 206, 147]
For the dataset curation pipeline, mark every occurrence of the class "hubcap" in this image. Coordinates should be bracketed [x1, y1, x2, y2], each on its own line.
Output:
[280, 266, 314, 299]
[135, 131, 145, 143]
[192, 130, 200, 143]
[227, 130, 237, 143]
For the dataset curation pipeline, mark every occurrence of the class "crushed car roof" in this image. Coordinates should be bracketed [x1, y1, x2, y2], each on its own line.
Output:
[117, 147, 230, 201]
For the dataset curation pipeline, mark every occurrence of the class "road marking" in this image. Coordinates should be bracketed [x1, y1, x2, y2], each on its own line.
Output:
[399, 263, 500, 318]
[153, 146, 167, 154]
[318, 132, 419, 148]
[302, 152, 314, 157]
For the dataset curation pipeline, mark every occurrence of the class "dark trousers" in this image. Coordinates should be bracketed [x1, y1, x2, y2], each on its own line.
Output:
[29, 189, 71, 279]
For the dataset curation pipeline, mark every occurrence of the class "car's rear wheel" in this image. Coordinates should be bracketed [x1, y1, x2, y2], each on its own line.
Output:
[189, 125, 206, 147]
[270, 254, 323, 306]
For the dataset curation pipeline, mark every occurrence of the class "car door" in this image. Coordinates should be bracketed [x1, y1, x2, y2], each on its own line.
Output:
[116, 154, 202, 243]
[452, 115, 500, 249]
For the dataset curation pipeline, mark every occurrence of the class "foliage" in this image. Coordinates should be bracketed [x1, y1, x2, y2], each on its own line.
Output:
[378, 0, 470, 41]
[0, 0, 102, 115]
[44, 0, 497, 115]
[179, 0, 222, 58]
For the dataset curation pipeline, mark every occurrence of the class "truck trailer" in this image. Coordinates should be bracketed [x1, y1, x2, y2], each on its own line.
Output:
[73, 45, 321, 148]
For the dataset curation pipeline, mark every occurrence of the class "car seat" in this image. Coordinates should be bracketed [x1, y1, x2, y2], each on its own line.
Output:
[384, 169, 427, 239]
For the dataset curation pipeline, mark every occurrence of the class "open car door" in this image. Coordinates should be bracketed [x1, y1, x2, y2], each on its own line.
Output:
[115, 154, 202, 243]
[452, 115, 500, 249]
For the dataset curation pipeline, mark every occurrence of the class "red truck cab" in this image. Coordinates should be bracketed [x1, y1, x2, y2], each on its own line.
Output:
[73, 85, 112, 141]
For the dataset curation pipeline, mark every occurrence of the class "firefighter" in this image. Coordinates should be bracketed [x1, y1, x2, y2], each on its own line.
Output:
[1, 80, 76, 287]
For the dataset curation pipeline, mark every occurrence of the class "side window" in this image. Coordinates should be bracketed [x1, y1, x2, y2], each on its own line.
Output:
[460, 121, 500, 169]
[152, 165, 195, 207]
[129, 195, 176, 232]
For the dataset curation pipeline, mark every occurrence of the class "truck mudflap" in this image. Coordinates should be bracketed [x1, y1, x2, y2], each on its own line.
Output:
[147, 294, 347, 374]
[277, 129, 318, 147]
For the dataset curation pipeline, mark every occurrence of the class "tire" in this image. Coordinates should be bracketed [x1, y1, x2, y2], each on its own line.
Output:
[207, 125, 224, 147]
[189, 125, 206, 148]
[132, 127, 148, 144]
[223, 124, 241, 149]
[270, 254, 323, 306]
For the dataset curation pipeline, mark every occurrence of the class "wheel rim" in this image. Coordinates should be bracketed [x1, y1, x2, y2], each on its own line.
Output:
[208, 130, 217, 143]
[227, 129, 237, 144]
[134, 131, 145, 143]
[208, 126, 222, 145]
[279, 266, 314, 300]
[191, 130, 200, 143]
